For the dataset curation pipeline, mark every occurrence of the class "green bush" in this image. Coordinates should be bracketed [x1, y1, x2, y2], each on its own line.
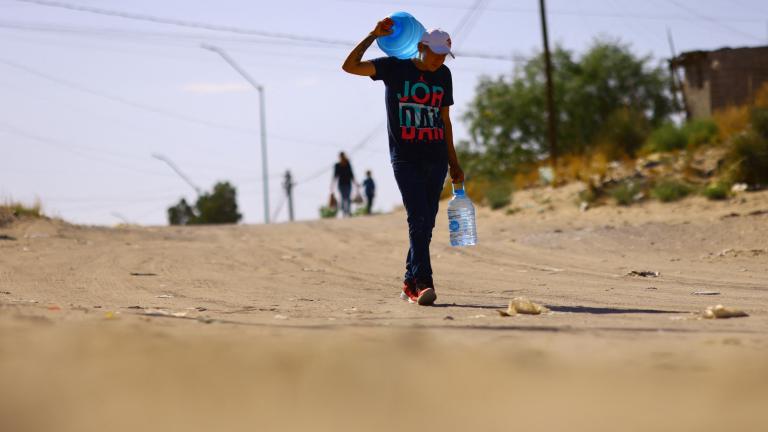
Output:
[167, 182, 242, 225]
[319, 206, 338, 219]
[703, 182, 729, 200]
[610, 181, 642, 206]
[577, 186, 600, 205]
[726, 131, 768, 186]
[643, 123, 686, 153]
[485, 182, 513, 210]
[651, 179, 692, 202]
[682, 118, 718, 147]
[751, 107, 768, 139]
[595, 108, 650, 158]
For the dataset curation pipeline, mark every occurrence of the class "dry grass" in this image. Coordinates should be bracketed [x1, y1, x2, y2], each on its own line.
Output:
[713, 105, 751, 143]
[554, 153, 610, 183]
[0, 200, 43, 226]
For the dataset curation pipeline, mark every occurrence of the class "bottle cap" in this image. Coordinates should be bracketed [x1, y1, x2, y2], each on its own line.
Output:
[452, 182, 465, 196]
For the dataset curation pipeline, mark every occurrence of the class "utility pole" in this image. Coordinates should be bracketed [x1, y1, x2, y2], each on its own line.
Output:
[201, 43, 270, 224]
[666, 27, 691, 119]
[283, 170, 294, 222]
[539, 0, 558, 176]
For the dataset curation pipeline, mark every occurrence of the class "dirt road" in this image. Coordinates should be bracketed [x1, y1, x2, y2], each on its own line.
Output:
[2, 185, 767, 432]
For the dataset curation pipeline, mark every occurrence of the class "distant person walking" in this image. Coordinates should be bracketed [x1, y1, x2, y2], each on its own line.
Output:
[362, 170, 376, 214]
[331, 152, 357, 217]
[342, 19, 464, 306]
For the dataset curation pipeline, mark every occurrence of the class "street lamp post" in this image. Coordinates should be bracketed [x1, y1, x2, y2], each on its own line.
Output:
[201, 43, 270, 224]
[152, 153, 202, 196]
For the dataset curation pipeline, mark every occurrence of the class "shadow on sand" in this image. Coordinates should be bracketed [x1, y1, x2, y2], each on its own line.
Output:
[432, 303, 684, 315]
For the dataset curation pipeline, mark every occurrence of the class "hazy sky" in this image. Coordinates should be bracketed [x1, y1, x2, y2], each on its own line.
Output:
[2, 0, 766, 225]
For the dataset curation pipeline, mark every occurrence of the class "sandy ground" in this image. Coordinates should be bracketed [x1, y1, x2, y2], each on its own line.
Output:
[1, 184, 767, 432]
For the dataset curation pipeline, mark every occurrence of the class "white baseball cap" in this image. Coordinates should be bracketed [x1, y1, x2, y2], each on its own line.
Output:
[420, 28, 455, 58]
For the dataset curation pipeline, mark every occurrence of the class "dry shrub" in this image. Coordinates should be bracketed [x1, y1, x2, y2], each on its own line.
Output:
[513, 169, 540, 190]
[556, 155, 589, 182]
[554, 153, 609, 183]
[713, 105, 750, 142]
[0, 200, 43, 226]
[726, 130, 768, 186]
[754, 82, 768, 108]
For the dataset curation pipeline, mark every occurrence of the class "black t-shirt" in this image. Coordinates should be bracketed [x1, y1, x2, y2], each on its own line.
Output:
[334, 162, 354, 187]
[370, 57, 453, 162]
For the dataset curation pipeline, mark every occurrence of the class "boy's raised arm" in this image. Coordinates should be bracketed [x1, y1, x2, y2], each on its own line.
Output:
[342, 18, 393, 76]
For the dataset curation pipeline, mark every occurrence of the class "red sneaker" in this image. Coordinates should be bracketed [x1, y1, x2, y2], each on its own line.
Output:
[400, 279, 419, 303]
[416, 287, 436, 306]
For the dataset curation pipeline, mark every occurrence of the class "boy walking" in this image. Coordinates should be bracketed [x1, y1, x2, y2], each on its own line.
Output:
[342, 18, 464, 306]
[362, 170, 376, 215]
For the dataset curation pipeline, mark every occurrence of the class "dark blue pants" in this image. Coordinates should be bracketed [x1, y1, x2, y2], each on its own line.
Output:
[392, 157, 447, 284]
[338, 183, 352, 217]
[365, 193, 374, 214]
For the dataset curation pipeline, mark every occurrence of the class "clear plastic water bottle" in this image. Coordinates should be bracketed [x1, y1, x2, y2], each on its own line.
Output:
[376, 11, 426, 59]
[448, 183, 477, 247]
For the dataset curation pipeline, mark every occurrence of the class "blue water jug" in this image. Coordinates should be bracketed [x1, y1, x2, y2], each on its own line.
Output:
[447, 183, 477, 247]
[376, 11, 425, 59]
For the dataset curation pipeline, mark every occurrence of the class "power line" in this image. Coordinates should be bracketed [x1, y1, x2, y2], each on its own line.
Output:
[452, 0, 488, 48]
[0, 56, 354, 150]
[14, 0, 354, 46]
[0, 121, 173, 177]
[340, 0, 768, 24]
[6, 3, 517, 60]
[666, 0, 764, 42]
[0, 57, 262, 135]
[294, 121, 384, 185]
[0, 20, 338, 48]
[271, 194, 286, 222]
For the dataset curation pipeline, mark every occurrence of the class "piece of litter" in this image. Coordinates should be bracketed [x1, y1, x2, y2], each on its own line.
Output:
[130, 272, 157, 276]
[507, 297, 549, 315]
[702, 305, 748, 319]
[156, 294, 174, 299]
[470, 314, 486, 319]
[11, 299, 38, 303]
[47, 305, 61, 311]
[731, 183, 748, 193]
[627, 270, 660, 278]
[692, 291, 720, 296]
[143, 309, 187, 318]
[274, 314, 288, 320]
[302, 267, 324, 272]
[195, 307, 207, 312]
[104, 311, 119, 320]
